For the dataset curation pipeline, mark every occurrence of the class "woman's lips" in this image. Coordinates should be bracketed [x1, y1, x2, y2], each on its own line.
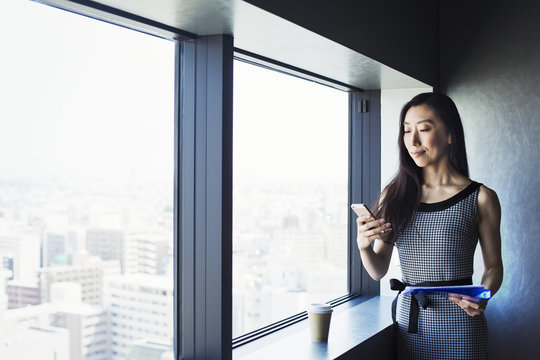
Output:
[412, 150, 425, 157]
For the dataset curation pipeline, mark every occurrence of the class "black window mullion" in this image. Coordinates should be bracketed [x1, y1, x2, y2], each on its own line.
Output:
[349, 90, 381, 296]
[349, 91, 363, 295]
[178, 34, 234, 360]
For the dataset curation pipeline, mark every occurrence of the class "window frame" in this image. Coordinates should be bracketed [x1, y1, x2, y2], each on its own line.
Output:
[229, 56, 382, 349]
[230, 54, 374, 349]
[31, 2, 382, 359]
[349, 90, 382, 297]
[179, 46, 381, 357]
[177, 35, 234, 360]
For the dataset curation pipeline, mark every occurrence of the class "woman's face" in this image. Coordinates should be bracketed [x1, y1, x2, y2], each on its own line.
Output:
[403, 104, 452, 169]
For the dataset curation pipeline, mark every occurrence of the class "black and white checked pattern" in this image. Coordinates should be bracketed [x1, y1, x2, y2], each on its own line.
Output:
[395, 182, 487, 360]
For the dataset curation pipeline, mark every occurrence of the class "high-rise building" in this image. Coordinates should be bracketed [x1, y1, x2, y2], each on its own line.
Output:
[2, 256, 14, 280]
[42, 232, 66, 267]
[104, 274, 173, 360]
[0, 232, 41, 281]
[0, 269, 69, 360]
[128, 231, 170, 275]
[50, 283, 109, 360]
[3, 282, 107, 360]
[87, 229, 137, 274]
[6, 279, 41, 309]
[53, 306, 109, 360]
[39, 255, 120, 305]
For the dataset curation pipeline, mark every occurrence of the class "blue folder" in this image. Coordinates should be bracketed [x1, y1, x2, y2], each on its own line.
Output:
[402, 285, 491, 301]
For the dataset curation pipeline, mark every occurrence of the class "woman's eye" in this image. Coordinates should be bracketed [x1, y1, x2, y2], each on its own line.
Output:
[403, 129, 411, 133]
[419, 128, 431, 132]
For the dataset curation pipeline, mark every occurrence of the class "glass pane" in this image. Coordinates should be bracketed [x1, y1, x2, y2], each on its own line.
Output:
[0, 2, 175, 359]
[233, 60, 349, 338]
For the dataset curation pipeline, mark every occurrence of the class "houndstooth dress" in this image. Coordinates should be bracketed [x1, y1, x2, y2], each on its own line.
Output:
[394, 181, 487, 360]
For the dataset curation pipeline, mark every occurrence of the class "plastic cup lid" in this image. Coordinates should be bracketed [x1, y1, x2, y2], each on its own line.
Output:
[308, 303, 333, 314]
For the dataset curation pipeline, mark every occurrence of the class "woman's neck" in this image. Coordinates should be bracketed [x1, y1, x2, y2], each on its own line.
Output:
[422, 162, 466, 187]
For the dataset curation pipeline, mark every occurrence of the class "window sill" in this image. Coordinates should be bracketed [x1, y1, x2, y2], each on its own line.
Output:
[233, 296, 395, 360]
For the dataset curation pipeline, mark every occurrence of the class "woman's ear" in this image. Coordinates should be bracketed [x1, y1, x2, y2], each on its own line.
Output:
[448, 135, 453, 145]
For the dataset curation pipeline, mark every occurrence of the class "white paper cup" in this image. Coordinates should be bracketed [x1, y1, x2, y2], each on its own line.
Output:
[307, 303, 333, 342]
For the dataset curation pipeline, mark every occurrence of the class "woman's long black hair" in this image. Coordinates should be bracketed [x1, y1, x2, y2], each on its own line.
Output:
[374, 92, 469, 243]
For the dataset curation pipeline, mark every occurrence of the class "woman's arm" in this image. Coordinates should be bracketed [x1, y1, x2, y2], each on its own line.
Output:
[449, 185, 503, 316]
[356, 216, 394, 281]
[477, 185, 504, 294]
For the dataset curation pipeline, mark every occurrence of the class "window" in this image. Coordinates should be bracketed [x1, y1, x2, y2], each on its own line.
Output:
[10, 2, 383, 358]
[0, 2, 174, 359]
[232, 60, 349, 337]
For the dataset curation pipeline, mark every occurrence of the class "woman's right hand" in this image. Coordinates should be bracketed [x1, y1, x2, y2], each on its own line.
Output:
[356, 215, 392, 251]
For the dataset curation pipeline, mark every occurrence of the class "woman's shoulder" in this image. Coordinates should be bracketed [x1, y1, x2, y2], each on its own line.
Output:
[477, 184, 501, 219]
[477, 184, 499, 204]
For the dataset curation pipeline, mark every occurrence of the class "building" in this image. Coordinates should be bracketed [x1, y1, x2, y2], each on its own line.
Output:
[51, 285, 109, 360]
[0, 269, 69, 359]
[2, 254, 14, 281]
[87, 229, 136, 274]
[87, 229, 170, 276]
[128, 230, 170, 275]
[53, 306, 109, 360]
[0, 325, 70, 360]
[4, 282, 108, 360]
[39, 256, 120, 305]
[125, 338, 173, 360]
[41, 230, 80, 267]
[42, 232, 66, 267]
[104, 274, 173, 360]
[6, 279, 41, 309]
[0, 233, 41, 281]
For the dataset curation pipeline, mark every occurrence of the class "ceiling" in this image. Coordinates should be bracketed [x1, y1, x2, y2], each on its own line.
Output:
[40, 0, 430, 90]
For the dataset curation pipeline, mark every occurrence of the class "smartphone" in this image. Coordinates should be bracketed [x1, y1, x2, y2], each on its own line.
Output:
[351, 203, 377, 221]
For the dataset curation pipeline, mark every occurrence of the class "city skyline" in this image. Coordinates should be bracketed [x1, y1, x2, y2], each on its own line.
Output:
[0, 1, 176, 358]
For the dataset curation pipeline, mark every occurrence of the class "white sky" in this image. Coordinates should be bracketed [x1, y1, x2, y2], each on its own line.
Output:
[233, 61, 348, 185]
[0, 0, 175, 184]
[0, 0, 348, 186]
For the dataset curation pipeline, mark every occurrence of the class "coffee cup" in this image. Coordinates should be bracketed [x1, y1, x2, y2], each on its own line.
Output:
[307, 303, 332, 342]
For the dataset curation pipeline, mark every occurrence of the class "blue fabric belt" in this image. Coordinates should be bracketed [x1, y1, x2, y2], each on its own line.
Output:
[390, 277, 473, 333]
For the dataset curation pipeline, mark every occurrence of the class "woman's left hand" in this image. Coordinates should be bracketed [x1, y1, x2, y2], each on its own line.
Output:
[448, 294, 487, 317]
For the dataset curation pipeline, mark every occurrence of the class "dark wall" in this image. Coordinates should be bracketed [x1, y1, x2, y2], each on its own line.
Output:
[439, 1, 540, 359]
[244, 0, 439, 87]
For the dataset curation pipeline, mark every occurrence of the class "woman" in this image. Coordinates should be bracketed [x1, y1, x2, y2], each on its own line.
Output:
[356, 93, 503, 359]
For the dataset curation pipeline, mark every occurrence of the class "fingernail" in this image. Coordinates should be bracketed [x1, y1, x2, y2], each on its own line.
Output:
[378, 219, 384, 224]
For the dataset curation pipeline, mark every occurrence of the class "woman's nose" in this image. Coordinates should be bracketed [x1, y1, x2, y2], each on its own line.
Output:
[411, 131, 421, 146]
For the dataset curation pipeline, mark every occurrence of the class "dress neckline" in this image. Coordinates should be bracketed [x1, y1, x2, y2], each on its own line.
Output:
[418, 181, 482, 212]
